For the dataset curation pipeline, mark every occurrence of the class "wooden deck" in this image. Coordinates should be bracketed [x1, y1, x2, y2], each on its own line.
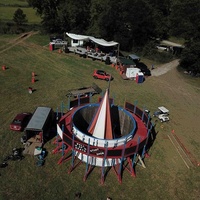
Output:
[67, 46, 117, 64]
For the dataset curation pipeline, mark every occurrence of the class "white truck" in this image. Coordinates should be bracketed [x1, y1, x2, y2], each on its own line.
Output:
[153, 106, 169, 122]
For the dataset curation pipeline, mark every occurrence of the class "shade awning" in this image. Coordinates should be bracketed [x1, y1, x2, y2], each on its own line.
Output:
[66, 33, 118, 47]
[66, 33, 90, 41]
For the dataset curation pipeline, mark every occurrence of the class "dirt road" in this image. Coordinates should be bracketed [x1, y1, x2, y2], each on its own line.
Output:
[151, 59, 180, 77]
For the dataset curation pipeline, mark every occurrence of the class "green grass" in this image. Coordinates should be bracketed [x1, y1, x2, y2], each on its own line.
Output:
[0, 33, 200, 200]
[0, 0, 28, 6]
[0, 7, 41, 24]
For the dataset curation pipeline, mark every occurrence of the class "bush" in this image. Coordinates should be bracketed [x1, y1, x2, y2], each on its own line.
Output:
[0, 21, 41, 34]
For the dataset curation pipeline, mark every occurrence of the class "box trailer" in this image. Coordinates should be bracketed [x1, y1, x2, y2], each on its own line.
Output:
[24, 106, 54, 143]
[126, 68, 143, 79]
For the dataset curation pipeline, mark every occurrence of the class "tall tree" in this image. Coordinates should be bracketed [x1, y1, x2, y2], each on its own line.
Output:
[13, 8, 28, 26]
[28, 0, 61, 33]
[119, 0, 155, 47]
[169, 0, 200, 41]
[28, 0, 91, 33]
[58, 0, 91, 33]
[146, 0, 172, 39]
[88, 0, 156, 50]
[180, 42, 200, 74]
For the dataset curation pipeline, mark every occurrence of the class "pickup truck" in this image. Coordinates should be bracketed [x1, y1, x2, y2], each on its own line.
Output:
[66, 83, 102, 98]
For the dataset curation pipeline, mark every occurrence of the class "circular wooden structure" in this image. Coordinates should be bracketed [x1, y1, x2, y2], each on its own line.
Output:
[53, 94, 154, 184]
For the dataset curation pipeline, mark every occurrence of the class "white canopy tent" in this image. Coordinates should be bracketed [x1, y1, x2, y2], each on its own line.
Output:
[66, 33, 120, 61]
[66, 32, 119, 47]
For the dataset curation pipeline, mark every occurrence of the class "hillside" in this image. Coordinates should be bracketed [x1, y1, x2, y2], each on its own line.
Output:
[0, 32, 199, 200]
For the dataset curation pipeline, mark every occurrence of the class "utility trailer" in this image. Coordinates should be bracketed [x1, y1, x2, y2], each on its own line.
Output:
[23, 107, 55, 155]
[66, 83, 102, 98]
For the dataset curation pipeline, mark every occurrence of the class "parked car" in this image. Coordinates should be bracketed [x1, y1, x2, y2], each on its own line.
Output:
[10, 112, 32, 131]
[54, 39, 63, 43]
[140, 68, 151, 76]
[156, 45, 169, 51]
[93, 70, 113, 81]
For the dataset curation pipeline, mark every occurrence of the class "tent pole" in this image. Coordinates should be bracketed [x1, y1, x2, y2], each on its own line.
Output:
[117, 44, 120, 61]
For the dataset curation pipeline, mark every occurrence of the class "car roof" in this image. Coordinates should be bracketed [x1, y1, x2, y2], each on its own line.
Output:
[15, 113, 31, 120]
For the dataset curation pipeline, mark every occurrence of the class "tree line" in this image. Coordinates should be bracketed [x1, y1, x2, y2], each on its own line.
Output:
[8, 0, 200, 74]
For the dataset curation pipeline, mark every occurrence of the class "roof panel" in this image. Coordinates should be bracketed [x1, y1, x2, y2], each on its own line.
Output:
[158, 106, 169, 113]
[25, 107, 52, 131]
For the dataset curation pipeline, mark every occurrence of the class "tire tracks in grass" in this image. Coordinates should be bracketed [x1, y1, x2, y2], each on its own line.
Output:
[0, 31, 39, 54]
[18, 41, 96, 82]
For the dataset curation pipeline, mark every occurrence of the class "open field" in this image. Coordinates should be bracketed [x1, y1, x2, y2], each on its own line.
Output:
[0, 7, 41, 24]
[0, 32, 200, 200]
[0, 0, 28, 6]
[0, 0, 41, 24]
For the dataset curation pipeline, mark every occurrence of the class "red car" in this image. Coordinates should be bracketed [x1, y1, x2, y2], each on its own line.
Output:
[10, 112, 32, 131]
[93, 70, 113, 81]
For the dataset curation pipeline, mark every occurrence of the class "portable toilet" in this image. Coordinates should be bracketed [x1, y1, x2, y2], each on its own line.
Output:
[136, 72, 144, 83]
[49, 42, 55, 51]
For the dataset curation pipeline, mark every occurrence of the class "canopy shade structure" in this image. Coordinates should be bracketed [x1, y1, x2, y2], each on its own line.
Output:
[119, 56, 136, 66]
[66, 33, 118, 47]
[66, 33, 89, 41]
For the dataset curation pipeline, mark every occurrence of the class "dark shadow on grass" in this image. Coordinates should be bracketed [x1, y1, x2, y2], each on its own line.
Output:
[102, 166, 112, 182]
[145, 125, 158, 154]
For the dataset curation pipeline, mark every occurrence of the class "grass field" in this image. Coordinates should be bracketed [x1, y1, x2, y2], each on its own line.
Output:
[0, 0, 28, 6]
[0, 32, 200, 200]
[0, 7, 41, 24]
[0, 0, 41, 24]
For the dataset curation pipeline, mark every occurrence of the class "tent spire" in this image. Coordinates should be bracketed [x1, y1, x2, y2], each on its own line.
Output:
[88, 89, 113, 139]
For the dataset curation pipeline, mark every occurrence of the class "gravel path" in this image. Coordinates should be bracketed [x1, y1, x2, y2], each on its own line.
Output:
[151, 59, 180, 77]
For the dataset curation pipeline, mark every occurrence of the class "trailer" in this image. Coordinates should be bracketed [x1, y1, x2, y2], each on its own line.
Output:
[23, 107, 54, 155]
[66, 83, 102, 98]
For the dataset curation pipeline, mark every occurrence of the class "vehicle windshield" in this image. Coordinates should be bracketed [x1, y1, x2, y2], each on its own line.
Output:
[13, 119, 22, 124]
